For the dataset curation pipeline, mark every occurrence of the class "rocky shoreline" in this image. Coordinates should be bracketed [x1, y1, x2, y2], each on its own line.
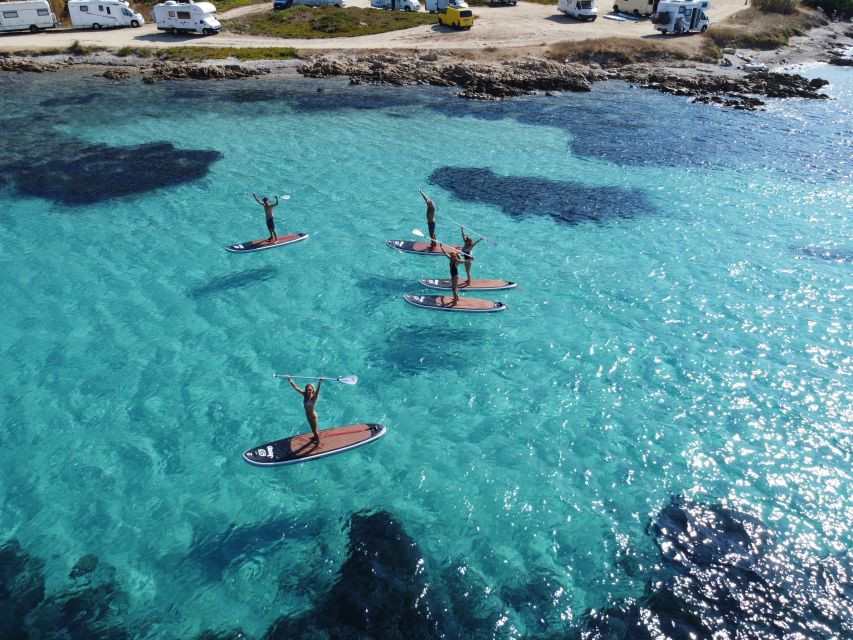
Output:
[297, 52, 834, 109]
[0, 24, 849, 110]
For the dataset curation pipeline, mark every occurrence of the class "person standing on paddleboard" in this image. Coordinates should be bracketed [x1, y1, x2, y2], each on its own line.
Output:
[285, 376, 323, 444]
[253, 193, 279, 243]
[440, 244, 463, 306]
[420, 189, 437, 250]
[460, 226, 483, 286]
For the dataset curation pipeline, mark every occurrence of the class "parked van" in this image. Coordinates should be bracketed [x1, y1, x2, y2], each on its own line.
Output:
[652, 0, 709, 34]
[0, 0, 58, 33]
[371, 0, 420, 11]
[437, 5, 471, 27]
[425, 0, 466, 13]
[293, 0, 346, 6]
[557, 0, 597, 21]
[153, 0, 220, 34]
[68, 0, 144, 28]
[612, 0, 656, 16]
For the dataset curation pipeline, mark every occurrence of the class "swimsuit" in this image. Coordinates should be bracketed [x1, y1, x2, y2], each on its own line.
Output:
[450, 261, 458, 278]
[266, 216, 276, 233]
[428, 220, 436, 237]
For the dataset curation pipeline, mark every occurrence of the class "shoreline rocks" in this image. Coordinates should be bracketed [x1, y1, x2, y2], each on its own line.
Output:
[299, 54, 600, 100]
[141, 62, 270, 83]
[0, 57, 63, 73]
[298, 54, 830, 109]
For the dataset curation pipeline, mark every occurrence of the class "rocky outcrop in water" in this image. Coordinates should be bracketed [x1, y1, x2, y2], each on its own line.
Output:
[615, 67, 830, 110]
[142, 62, 269, 84]
[102, 68, 134, 81]
[300, 53, 831, 108]
[828, 56, 853, 66]
[0, 57, 63, 73]
[299, 54, 598, 100]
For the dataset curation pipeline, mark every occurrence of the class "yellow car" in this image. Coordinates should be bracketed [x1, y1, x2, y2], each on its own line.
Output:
[438, 7, 473, 29]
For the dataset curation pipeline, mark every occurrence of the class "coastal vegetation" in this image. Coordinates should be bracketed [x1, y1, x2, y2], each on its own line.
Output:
[116, 46, 299, 60]
[224, 6, 435, 38]
[545, 37, 718, 64]
[707, 7, 827, 49]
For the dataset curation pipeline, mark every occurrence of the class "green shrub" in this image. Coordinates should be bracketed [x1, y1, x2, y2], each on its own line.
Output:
[753, 0, 799, 13]
[225, 6, 434, 38]
[801, 0, 852, 17]
[310, 11, 359, 33]
[156, 46, 298, 61]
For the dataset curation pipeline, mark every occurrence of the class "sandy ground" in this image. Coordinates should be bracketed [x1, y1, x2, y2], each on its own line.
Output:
[0, 0, 749, 52]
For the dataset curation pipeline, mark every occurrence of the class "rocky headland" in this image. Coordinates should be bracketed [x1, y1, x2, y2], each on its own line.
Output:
[298, 52, 832, 109]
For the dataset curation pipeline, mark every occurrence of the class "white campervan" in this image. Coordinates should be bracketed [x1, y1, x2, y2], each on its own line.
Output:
[652, 0, 709, 34]
[0, 0, 58, 33]
[68, 0, 144, 28]
[425, 0, 467, 12]
[612, 0, 656, 16]
[557, 0, 597, 21]
[153, 0, 220, 34]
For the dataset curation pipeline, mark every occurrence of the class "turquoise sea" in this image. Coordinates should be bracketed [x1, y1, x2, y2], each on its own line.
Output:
[0, 67, 851, 639]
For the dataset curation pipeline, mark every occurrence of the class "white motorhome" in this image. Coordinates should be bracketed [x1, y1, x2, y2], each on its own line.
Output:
[425, 0, 467, 13]
[558, 0, 597, 21]
[68, 0, 144, 28]
[651, 0, 709, 34]
[153, 0, 220, 34]
[0, 0, 58, 33]
[612, 0, 656, 16]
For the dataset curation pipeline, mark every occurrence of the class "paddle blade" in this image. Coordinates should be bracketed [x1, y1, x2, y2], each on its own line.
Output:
[412, 229, 425, 238]
[337, 375, 358, 385]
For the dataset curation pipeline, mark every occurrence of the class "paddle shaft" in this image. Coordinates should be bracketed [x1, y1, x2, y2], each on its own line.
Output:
[447, 216, 487, 240]
[273, 375, 351, 382]
[412, 230, 472, 259]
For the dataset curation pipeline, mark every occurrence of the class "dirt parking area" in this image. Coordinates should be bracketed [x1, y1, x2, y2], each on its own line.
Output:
[0, 0, 746, 52]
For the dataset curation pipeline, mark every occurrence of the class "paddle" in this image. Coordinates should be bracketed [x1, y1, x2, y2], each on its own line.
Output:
[446, 215, 488, 241]
[273, 374, 358, 385]
[411, 229, 471, 258]
[244, 192, 292, 200]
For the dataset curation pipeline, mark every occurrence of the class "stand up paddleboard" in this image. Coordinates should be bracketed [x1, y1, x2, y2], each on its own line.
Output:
[243, 423, 386, 467]
[386, 240, 458, 255]
[226, 233, 308, 253]
[419, 278, 517, 291]
[404, 293, 506, 313]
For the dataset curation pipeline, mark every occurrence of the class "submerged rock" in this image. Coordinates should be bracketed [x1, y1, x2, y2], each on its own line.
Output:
[429, 166, 653, 225]
[0, 539, 46, 640]
[583, 496, 853, 640]
[265, 510, 453, 639]
[0, 132, 222, 205]
[69, 554, 99, 579]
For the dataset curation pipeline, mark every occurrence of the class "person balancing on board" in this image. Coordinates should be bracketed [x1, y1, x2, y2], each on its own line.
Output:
[285, 376, 323, 445]
[253, 193, 279, 244]
[419, 189, 437, 250]
[440, 244, 465, 306]
[460, 226, 483, 286]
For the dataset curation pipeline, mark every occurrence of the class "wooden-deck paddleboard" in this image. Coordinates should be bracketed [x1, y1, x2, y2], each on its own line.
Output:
[403, 293, 506, 313]
[226, 233, 308, 253]
[419, 278, 517, 291]
[386, 239, 458, 255]
[243, 423, 386, 467]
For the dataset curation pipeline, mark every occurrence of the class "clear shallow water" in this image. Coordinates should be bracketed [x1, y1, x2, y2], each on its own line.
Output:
[0, 69, 851, 638]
